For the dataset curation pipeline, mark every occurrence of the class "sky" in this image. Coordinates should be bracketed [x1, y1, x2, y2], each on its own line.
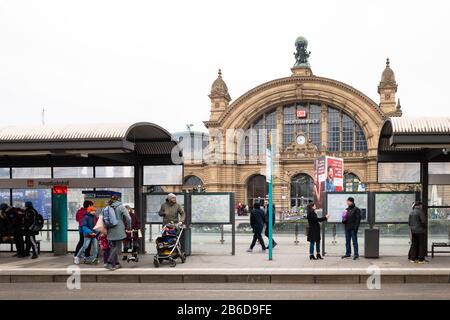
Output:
[0, 0, 449, 134]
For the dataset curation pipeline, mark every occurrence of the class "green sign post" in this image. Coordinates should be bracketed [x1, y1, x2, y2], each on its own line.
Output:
[52, 186, 68, 255]
[266, 132, 274, 261]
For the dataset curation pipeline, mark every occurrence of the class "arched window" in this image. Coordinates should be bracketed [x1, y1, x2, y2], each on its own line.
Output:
[328, 107, 367, 152]
[247, 174, 268, 207]
[184, 175, 203, 186]
[290, 174, 314, 211]
[283, 103, 321, 148]
[245, 110, 277, 157]
[344, 173, 361, 192]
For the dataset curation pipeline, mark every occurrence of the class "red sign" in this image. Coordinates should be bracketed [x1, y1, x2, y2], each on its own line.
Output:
[296, 110, 307, 118]
[52, 186, 68, 195]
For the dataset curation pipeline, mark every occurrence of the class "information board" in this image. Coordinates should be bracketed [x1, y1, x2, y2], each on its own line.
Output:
[143, 165, 183, 186]
[375, 193, 417, 223]
[145, 193, 184, 223]
[191, 194, 231, 224]
[325, 193, 369, 223]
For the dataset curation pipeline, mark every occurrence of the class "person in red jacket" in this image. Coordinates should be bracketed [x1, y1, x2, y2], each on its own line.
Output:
[74, 200, 94, 257]
[122, 205, 141, 262]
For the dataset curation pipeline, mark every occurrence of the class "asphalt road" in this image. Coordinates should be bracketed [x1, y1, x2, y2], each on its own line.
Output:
[1, 283, 450, 300]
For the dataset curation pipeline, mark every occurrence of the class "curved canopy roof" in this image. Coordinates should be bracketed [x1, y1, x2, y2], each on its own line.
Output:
[0, 122, 182, 167]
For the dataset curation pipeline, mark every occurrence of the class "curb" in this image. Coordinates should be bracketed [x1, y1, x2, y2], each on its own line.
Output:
[1, 273, 450, 284]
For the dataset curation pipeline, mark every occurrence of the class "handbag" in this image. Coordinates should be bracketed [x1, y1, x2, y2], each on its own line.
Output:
[93, 215, 107, 235]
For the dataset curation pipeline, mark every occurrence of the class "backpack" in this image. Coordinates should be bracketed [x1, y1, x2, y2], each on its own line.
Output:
[29, 209, 44, 233]
[102, 206, 118, 229]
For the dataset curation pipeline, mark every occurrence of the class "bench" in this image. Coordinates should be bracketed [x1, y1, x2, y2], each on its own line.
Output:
[431, 242, 450, 258]
[0, 238, 41, 255]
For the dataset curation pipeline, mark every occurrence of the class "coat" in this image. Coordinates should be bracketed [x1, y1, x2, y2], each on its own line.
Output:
[106, 200, 131, 241]
[409, 208, 426, 234]
[125, 213, 141, 240]
[264, 205, 276, 226]
[81, 212, 97, 237]
[342, 205, 361, 231]
[158, 201, 185, 225]
[23, 207, 39, 236]
[307, 209, 327, 242]
[250, 208, 265, 233]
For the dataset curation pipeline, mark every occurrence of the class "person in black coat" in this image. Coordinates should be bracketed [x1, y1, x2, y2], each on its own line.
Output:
[307, 203, 329, 260]
[263, 200, 277, 248]
[341, 197, 362, 260]
[247, 202, 266, 252]
[0, 203, 25, 257]
[23, 201, 39, 259]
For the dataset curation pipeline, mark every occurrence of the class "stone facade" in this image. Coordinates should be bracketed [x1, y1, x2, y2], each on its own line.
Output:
[172, 44, 413, 212]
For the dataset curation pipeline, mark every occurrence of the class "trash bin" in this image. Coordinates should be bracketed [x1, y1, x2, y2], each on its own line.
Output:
[364, 228, 379, 258]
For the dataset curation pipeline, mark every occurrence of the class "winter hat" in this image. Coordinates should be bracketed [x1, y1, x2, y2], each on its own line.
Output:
[25, 201, 33, 208]
[167, 193, 176, 200]
[347, 197, 355, 203]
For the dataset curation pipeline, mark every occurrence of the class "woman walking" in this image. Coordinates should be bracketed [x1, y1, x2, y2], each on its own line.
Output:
[307, 203, 329, 260]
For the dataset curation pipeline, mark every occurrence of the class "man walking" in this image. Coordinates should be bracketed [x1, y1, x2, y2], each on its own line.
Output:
[247, 202, 266, 253]
[341, 197, 361, 260]
[263, 199, 277, 248]
[408, 201, 428, 263]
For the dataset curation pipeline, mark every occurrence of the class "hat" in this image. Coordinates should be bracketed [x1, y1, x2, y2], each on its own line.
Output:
[0, 203, 8, 211]
[347, 197, 355, 203]
[167, 193, 176, 200]
[111, 195, 120, 201]
[25, 201, 33, 208]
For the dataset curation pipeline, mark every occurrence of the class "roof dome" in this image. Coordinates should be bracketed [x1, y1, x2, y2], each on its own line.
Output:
[380, 58, 397, 85]
[295, 36, 308, 46]
[209, 69, 231, 101]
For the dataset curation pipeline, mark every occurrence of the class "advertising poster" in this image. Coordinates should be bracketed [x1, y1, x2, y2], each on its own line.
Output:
[82, 190, 122, 215]
[313, 156, 344, 210]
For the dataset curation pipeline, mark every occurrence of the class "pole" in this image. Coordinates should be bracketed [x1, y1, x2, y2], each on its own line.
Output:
[267, 131, 274, 261]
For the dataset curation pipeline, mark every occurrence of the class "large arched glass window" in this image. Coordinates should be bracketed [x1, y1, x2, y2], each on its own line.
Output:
[328, 107, 367, 152]
[184, 175, 203, 187]
[344, 173, 361, 192]
[247, 174, 268, 207]
[245, 110, 277, 157]
[290, 174, 314, 211]
[283, 103, 321, 148]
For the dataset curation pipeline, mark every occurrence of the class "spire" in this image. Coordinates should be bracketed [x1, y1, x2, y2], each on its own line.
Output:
[378, 58, 400, 115]
[378, 57, 397, 90]
[209, 69, 231, 102]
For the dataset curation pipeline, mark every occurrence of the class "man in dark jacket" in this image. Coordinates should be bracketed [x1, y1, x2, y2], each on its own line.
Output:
[341, 197, 361, 260]
[247, 202, 266, 252]
[0, 203, 25, 258]
[408, 202, 428, 263]
[23, 201, 39, 259]
[263, 200, 277, 248]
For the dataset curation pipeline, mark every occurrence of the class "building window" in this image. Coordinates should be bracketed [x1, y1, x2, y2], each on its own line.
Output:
[53, 167, 94, 178]
[95, 166, 134, 178]
[283, 103, 321, 148]
[12, 167, 51, 179]
[290, 174, 314, 211]
[247, 174, 268, 207]
[327, 107, 367, 152]
[344, 173, 361, 192]
[184, 175, 203, 187]
[246, 110, 277, 157]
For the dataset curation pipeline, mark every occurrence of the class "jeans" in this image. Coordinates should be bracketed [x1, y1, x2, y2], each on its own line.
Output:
[345, 229, 359, 257]
[250, 232, 266, 250]
[309, 241, 320, 255]
[74, 230, 91, 257]
[25, 234, 38, 255]
[264, 225, 277, 246]
[408, 232, 426, 261]
[107, 240, 122, 266]
[76, 236, 98, 262]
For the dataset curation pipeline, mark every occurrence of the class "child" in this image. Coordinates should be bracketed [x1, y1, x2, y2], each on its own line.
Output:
[98, 233, 111, 267]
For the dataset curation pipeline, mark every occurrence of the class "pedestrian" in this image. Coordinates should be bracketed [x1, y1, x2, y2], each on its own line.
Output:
[74, 205, 99, 265]
[98, 233, 111, 267]
[263, 200, 277, 248]
[341, 197, 361, 260]
[74, 201, 94, 258]
[122, 205, 141, 262]
[105, 195, 131, 271]
[0, 203, 25, 258]
[307, 203, 329, 260]
[246, 202, 266, 252]
[158, 193, 185, 225]
[23, 201, 40, 259]
[408, 201, 428, 264]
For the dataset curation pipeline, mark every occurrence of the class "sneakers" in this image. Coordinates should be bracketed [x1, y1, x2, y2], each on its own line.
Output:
[246, 248, 253, 253]
[409, 259, 418, 263]
[418, 259, 429, 264]
[341, 255, 351, 259]
[353, 256, 359, 260]
[74, 256, 80, 265]
[105, 264, 116, 271]
[31, 254, 38, 259]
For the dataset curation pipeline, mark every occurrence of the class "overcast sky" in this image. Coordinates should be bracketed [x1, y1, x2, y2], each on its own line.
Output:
[0, 0, 449, 134]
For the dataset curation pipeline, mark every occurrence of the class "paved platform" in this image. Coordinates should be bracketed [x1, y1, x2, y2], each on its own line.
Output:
[1, 243, 450, 284]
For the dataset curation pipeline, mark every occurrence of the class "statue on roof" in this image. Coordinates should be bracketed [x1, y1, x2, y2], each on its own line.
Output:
[293, 36, 311, 68]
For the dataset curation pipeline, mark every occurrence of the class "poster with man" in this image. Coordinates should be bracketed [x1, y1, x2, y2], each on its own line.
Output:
[313, 156, 344, 210]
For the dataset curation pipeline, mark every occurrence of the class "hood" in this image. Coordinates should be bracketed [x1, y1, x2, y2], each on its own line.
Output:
[110, 200, 122, 208]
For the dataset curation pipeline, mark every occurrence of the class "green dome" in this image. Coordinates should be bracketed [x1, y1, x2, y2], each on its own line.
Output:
[295, 36, 308, 45]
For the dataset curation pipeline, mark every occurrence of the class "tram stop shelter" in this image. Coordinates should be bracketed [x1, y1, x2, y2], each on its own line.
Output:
[378, 117, 450, 251]
[0, 122, 183, 254]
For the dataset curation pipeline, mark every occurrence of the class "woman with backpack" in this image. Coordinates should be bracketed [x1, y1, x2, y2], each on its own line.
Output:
[23, 201, 41, 259]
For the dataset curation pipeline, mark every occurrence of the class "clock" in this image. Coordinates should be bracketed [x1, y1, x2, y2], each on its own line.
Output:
[296, 134, 306, 145]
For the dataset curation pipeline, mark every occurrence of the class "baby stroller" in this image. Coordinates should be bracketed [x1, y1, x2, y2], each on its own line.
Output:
[124, 229, 140, 263]
[153, 223, 186, 268]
